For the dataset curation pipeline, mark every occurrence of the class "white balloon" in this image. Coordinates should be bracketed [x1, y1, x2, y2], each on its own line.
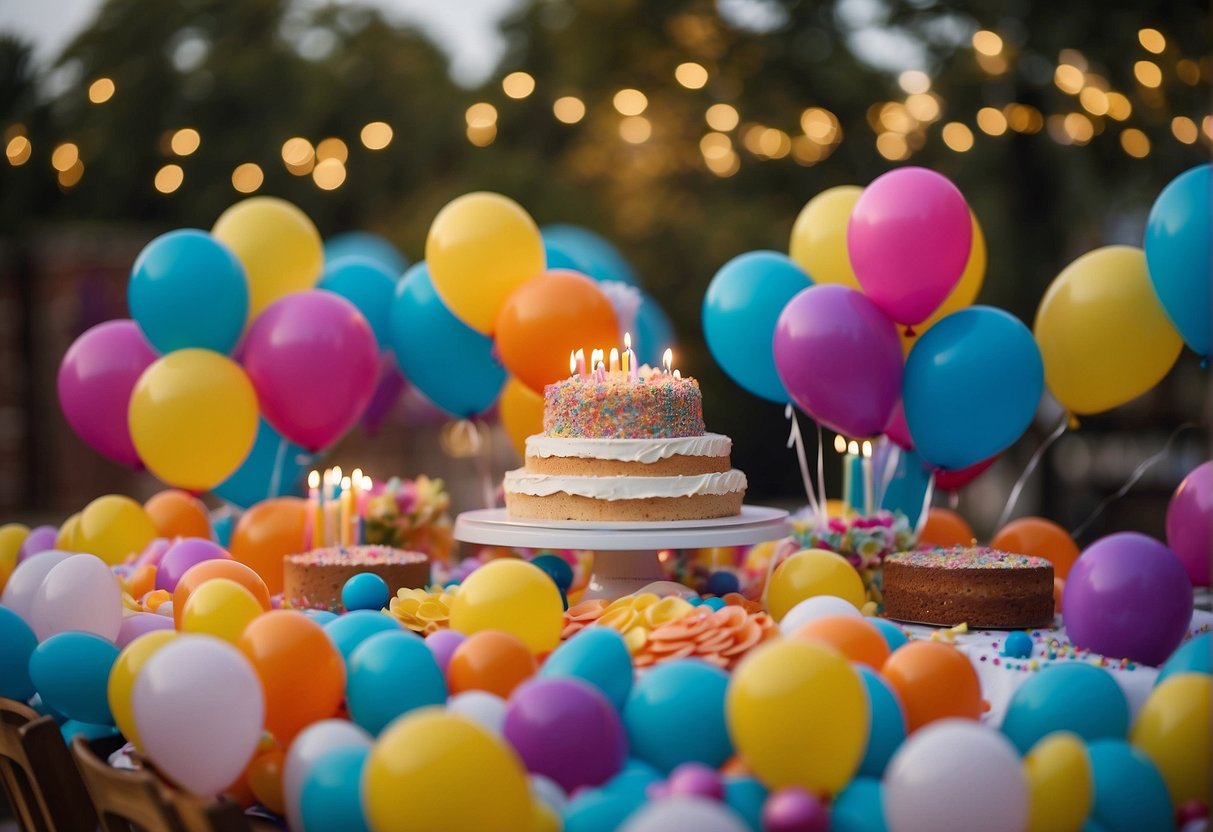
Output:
[778, 594, 862, 635]
[530, 773, 568, 815]
[29, 554, 122, 642]
[884, 719, 1028, 832]
[620, 797, 750, 832]
[1, 549, 72, 623]
[284, 718, 372, 832]
[447, 690, 507, 737]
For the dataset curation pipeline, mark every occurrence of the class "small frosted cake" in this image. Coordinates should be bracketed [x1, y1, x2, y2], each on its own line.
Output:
[882, 546, 1054, 629]
[284, 545, 429, 611]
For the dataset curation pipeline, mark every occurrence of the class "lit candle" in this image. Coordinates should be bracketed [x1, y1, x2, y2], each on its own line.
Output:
[672, 369, 681, 380]
[861, 440, 874, 516]
[569, 350, 577, 378]
[307, 470, 322, 549]
[358, 475, 372, 545]
[662, 348, 673, 375]
[323, 469, 339, 546]
[339, 476, 353, 548]
[595, 360, 606, 382]
[575, 348, 586, 377]
[350, 468, 363, 544]
[621, 333, 631, 373]
[330, 466, 342, 500]
[609, 348, 620, 375]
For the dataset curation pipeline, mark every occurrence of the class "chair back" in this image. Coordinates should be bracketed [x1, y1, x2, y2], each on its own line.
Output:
[0, 697, 96, 832]
[69, 734, 184, 832]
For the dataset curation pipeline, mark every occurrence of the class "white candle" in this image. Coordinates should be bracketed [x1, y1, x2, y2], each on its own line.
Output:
[575, 348, 586, 377]
[609, 348, 620, 375]
[861, 440, 874, 516]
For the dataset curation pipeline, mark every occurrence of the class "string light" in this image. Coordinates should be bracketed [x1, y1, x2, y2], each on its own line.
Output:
[675, 62, 708, 89]
[976, 107, 1008, 136]
[618, 115, 651, 144]
[231, 162, 263, 193]
[1105, 92, 1132, 120]
[502, 71, 535, 99]
[905, 94, 940, 123]
[1176, 59, 1201, 85]
[467, 124, 496, 146]
[1119, 128, 1150, 158]
[58, 159, 84, 188]
[941, 122, 974, 152]
[972, 30, 1003, 56]
[800, 107, 840, 142]
[898, 70, 931, 94]
[5, 135, 31, 166]
[312, 158, 346, 189]
[154, 164, 182, 193]
[706, 104, 739, 132]
[1137, 28, 1165, 54]
[1063, 112, 1094, 144]
[553, 96, 586, 124]
[758, 127, 791, 158]
[1054, 64, 1085, 94]
[281, 137, 314, 175]
[360, 122, 393, 149]
[465, 103, 497, 128]
[51, 142, 79, 172]
[613, 89, 648, 116]
[1133, 60, 1162, 88]
[170, 128, 200, 156]
[876, 132, 910, 161]
[699, 132, 732, 161]
[316, 137, 348, 163]
[88, 77, 115, 104]
[703, 148, 739, 177]
[1170, 116, 1198, 144]
[1078, 87, 1109, 116]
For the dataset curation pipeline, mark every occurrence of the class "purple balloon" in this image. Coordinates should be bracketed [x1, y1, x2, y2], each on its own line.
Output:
[1166, 461, 1212, 587]
[18, 526, 58, 563]
[762, 787, 830, 832]
[360, 355, 406, 436]
[242, 290, 379, 451]
[116, 612, 175, 648]
[57, 320, 158, 468]
[773, 284, 903, 437]
[425, 629, 466, 674]
[503, 677, 626, 793]
[134, 538, 172, 570]
[667, 763, 725, 801]
[155, 538, 230, 593]
[847, 167, 972, 326]
[1063, 532, 1193, 666]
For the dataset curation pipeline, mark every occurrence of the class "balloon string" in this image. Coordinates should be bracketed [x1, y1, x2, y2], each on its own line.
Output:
[915, 472, 936, 538]
[267, 434, 289, 500]
[785, 405, 821, 521]
[815, 423, 828, 527]
[1070, 422, 1200, 540]
[995, 413, 1069, 531]
[875, 440, 901, 508]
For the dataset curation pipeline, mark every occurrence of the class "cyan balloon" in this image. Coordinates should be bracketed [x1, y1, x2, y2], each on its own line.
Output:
[211, 418, 317, 509]
[1088, 740, 1173, 832]
[544, 241, 583, 272]
[832, 777, 889, 832]
[318, 257, 398, 350]
[323, 232, 408, 276]
[623, 660, 732, 773]
[299, 745, 371, 832]
[28, 632, 119, 725]
[877, 446, 932, 531]
[723, 777, 767, 832]
[540, 627, 633, 712]
[542, 224, 640, 287]
[703, 251, 811, 403]
[1156, 632, 1211, 685]
[1145, 164, 1212, 356]
[634, 291, 675, 367]
[904, 306, 1043, 470]
[1001, 662, 1129, 754]
[857, 666, 907, 778]
[128, 229, 248, 355]
[345, 631, 447, 735]
[389, 262, 506, 418]
[0, 605, 37, 700]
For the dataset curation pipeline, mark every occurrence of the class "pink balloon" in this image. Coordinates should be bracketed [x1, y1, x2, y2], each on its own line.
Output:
[884, 400, 913, 450]
[935, 455, 998, 492]
[1166, 461, 1212, 587]
[242, 291, 379, 451]
[57, 320, 158, 467]
[847, 167, 972, 326]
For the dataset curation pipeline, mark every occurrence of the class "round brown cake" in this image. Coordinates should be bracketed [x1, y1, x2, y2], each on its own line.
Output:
[283, 545, 429, 611]
[882, 546, 1055, 629]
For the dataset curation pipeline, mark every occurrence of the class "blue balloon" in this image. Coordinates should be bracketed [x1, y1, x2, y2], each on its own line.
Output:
[323, 610, 401, 662]
[904, 306, 1044, 470]
[29, 694, 68, 723]
[0, 606, 37, 701]
[832, 777, 889, 832]
[342, 573, 390, 612]
[323, 232, 408, 276]
[128, 229, 248, 354]
[1001, 663, 1129, 754]
[28, 632, 119, 725]
[857, 666, 907, 778]
[346, 631, 446, 735]
[878, 447, 932, 530]
[723, 777, 767, 832]
[318, 258, 398, 350]
[60, 720, 120, 744]
[389, 263, 506, 417]
[1156, 632, 1211, 685]
[1088, 739, 1173, 832]
[544, 241, 583, 272]
[563, 789, 644, 832]
[530, 554, 574, 592]
[600, 758, 662, 800]
[623, 660, 732, 773]
[211, 418, 317, 509]
[542, 224, 640, 287]
[540, 627, 634, 712]
[633, 291, 675, 367]
[703, 251, 811, 403]
[1145, 164, 1212, 355]
[300, 745, 371, 832]
[867, 618, 909, 653]
[303, 609, 338, 626]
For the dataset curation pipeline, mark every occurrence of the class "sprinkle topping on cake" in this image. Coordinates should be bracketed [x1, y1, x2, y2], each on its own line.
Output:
[543, 375, 704, 438]
[886, 546, 1051, 570]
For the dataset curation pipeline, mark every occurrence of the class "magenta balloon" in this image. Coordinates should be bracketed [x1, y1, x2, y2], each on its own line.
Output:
[154, 538, 231, 593]
[773, 284, 903, 438]
[116, 612, 175, 648]
[934, 455, 998, 492]
[1166, 461, 1212, 587]
[884, 400, 913, 450]
[57, 320, 158, 468]
[242, 291, 379, 451]
[847, 167, 972, 326]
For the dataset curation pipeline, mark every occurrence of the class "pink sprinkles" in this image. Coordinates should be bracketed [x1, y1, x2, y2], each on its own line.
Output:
[886, 545, 1051, 570]
[543, 375, 705, 438]
[287, 545, 427, 567]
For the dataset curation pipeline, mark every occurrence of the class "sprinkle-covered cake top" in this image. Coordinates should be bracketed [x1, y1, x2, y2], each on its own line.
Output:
[886, 546, 1051, 570]
[543, 374, 705, 439]
[288, 545, 428, 566]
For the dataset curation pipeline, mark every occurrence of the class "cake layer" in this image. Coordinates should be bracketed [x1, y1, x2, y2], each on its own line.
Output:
[543, 375, 704, 438]
[284, 545, 429, 612]
[505, 491, 744, 522]
[503, 469, 747, 500]
[526, 433, 732, 462]
[525, 453, 729, 477]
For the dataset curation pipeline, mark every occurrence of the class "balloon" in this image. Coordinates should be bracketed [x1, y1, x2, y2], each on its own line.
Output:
[1157, 633, 1211, 684]
[933, 455, 997, 492]
[212, 418, 316, 509]
[318, 256, 397, 350]
[852, 666, 906, 779]
[992, 517, 1081, 580]
[60, 720, 119, 744]
[1034, 246, 1182, 415]
[363, 709, 533, 831]
[181, 578, 264, 644]
[1063, 532, 1193, 666]
[359, 354, 406, 434]
[773, 284, 902, 438]
[425, 628, 465, 674]
[18, 525, 58, 562]
[1166, 461, 1212, 587]
[212, 196, 324, 318]
[447, 690, 508, 736]
[0, 523, 26, 594]
[875, 447, 932, 530]
[129, 229, 248, 355]
[904, 306, 1044, 470]
[238, 611, 345, 743]
[1, 549, 72, 623]
[116, 611, 173, 650]
[283, 719, 372, 832]
[884, 720, 1028, 832]
[30, 553, 122, 642]
[133, 635, 264, 795]
[1023, 732, 1093, 832]
[243, 291, 379, 451]
[172, 559, 271, 630]
[1001, 663, 1129, 754]
[761, 788, 828, 832]
[447, 630, 538, 699]
[449, 559, 564, 653]
[1087, 740, 1173, 832]
[778, 595, 863, 636]
[346, 630, 447, 735]
[633, 291, 675, 367]
[29, 631, 118, 725]
[156, 538, 229, 593]
[917, 507, 975, 548]
[246, 747, 286, 814]
[765, 549, 866, 622]
[495, 270, 620, 394]
[868, 618, 909, 654]
[144, 490, 211, 540]
[542, 224, 640, 287]
[389, 263, 506, 417]
[563, 789, 646, 832]
[427, 192, 546, 334]
[500, 377, 544, 459]
[0, 605, 37, 700]
[1144, 164, 1212, 355]
[299, 745, 371, 832]
[324, 231, 408, 276]
[880, 641, 983, 732]
[1130, 673, 1210, 806]
[703, 251, 811, 403]
[620, 797, 750, 832]
[624, 660, 732, 774]
[57, 319, 157, 468]
[74, 494, 157, 566]
[831, 777, 889, 832]
[540, 626, 634, 712]
[789, 186, 863, 291]
[323, 609, 401, 662]
[108, 630, 176, 747]
[792, 616, 890, 669]
[342, 573, 389, 611]
[228, 497, 307, 594]
[899, 214, 987, 354]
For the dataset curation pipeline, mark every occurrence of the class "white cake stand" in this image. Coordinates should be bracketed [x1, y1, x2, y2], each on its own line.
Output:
[453, 505, 790, 599]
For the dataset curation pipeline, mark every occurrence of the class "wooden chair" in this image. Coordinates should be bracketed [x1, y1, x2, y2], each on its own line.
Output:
[69, 734, 184, 832]
[0, 697, 96, 832]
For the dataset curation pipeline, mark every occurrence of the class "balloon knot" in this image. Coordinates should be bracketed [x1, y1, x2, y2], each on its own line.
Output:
[903, 326, 916, 337]
[1067, 414, 1081, 430]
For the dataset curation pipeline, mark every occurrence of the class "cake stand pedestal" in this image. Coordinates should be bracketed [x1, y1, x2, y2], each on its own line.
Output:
[453, 506, 790, 599]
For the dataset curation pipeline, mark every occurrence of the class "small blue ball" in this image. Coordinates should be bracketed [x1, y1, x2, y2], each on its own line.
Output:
[688, 597, 705, 606]
[706, 570, 740, 596]
[1003, 631, 1033, 659]
[341, 572, 391, 612]
[444, 579, 462, 588]
[703, 597, 727, 611]
[531, 554, 575, 591]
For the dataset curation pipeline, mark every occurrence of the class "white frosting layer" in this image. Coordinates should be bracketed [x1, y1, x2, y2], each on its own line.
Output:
[503, 468, 748, 500]
[525, 432, 732, 462]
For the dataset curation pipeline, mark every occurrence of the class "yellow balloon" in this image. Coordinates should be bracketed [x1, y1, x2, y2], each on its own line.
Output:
[500, 377, 544, 459]
[1034, 246, 1182, 415]
[1023, 732, 1092, 832]
[181, 578, 265, 644]
[1130, 673, 1210, 806]
[901, 214, 986, 353]
[56, 513, 82, 551]
[128, 349, 259, 491]
[108, 630, 176, 749]
[727, 640, 867, 794]
[76, 495, 157, 566]
[364, 709, 532, 832]
[0, 523, 29, 593]
[212, 196, 323, 319]
[426, 192, 545, 335]
[765, 548, 865, 621]
[531, 801, 560, 832]
[789, 186, 863, 290]
[449, 559, 564, 653]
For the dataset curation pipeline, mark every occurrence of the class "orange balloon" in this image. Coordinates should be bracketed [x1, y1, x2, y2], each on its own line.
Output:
[228, 497, 307, 595]
[173, 559, 271, 630]
[990, 517, 1081, 579]
[144, 490, 212, 540]
[127, 563, 157, 600]
[447, 630, 537, 699]
[246, 748, 286, 815]
[792, 615, 891, 670]
[881, 641, 983, 733]
[499, 377, 544, 459]
[918, 507, 975, 548]
[1054, 576, 1065, 614]
[494, 270, 619, 394]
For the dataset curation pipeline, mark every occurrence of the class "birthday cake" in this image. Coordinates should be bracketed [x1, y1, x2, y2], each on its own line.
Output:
[882, 546, 1054, 629]
[283, 545, 430, 611]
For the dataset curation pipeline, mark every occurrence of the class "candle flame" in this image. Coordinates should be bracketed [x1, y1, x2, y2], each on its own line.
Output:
[609, 347, 619, 369]
[363, 475, 372, 490]
[308, 470, 320, 488]
[592, 348, 604, 367]
[570, 350, 576, 376]
[332, 465, 342, 482]
[341, 476, 352, 489]
[673, 369, 681, 380]
[662, 348, 673, 373]
[847, 440, 860, 455]
[861, 440, 873, 459]
[624, 331, 632, 350]
[833, 435, 847, 453]
[351, 468, 363, 483]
